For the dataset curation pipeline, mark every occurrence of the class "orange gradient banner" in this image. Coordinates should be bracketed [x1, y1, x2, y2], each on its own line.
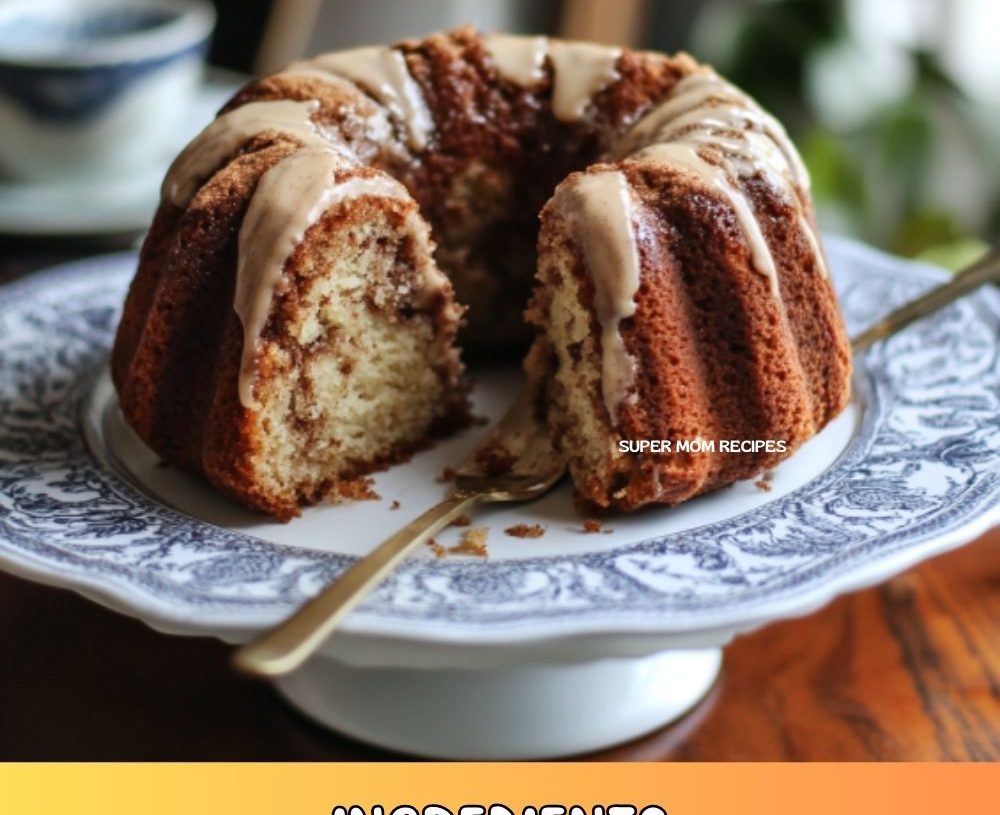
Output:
[2, 763, 999, 815]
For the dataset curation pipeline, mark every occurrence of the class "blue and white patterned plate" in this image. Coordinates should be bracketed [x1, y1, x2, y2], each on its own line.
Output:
[0, 237, 997, 668]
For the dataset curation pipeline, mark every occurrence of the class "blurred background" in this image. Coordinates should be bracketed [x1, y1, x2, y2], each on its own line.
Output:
[1, 0, 997, 268]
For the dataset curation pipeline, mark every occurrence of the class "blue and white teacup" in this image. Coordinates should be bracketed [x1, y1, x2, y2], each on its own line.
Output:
[0, 0, 215, 181]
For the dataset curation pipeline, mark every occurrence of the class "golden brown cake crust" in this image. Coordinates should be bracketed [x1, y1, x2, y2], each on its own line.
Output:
[113, 27, 851, 520]
[217, 28, 693, 355]
[532, 160, 851, 513]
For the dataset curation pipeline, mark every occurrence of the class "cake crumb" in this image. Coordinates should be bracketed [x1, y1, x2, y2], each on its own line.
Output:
[583, 518, 603, 534]
[437, 466, 456, 483]
[450, 514, 471, 527]
[472, 414, 490, 426]
[505, 523, 546, 539]
[333, 477, 380, 502]
[389, 500, 400, 510]
[425, 528, 490, 559]
[755, 470, 775, 492]
[474, 437, 516, 476]
[450, 527, 489, 557]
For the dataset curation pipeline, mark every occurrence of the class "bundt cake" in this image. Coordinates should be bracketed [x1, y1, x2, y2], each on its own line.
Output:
[112, 27, 851, 520]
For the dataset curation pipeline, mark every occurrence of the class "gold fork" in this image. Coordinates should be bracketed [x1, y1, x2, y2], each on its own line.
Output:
[233, 247, 1000, 679]
[850, 248, 1000, 352]
[232, 366, 565, 677]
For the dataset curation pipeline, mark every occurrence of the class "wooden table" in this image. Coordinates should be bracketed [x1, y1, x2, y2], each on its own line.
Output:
[0, 530, 995, 761]
[1, 240, 998, 761]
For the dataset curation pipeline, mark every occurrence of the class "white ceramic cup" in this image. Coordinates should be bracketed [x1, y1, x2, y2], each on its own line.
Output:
[0, 0, 215, 181]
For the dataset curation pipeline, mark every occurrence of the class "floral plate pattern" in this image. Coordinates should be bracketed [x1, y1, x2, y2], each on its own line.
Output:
[0, 237, 997, 649]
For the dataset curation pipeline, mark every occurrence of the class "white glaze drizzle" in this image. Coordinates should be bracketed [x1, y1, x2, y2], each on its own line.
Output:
[798, 212, 826, 275]
[295, 47, 433, 150]
[161, 46, 434, 407]
[637, 141, 780, 294]
[555, 171, 641, 420]
[234, 149, 409, 406]
[610, 69, 826, 286]
[548, 40, 621, 121]
[162, 99, 325, 208]
[167, 43, 825, 416]
[611, 72, 808, 188]
[482, 35, 621, 120]
[482, 33, 548, 86]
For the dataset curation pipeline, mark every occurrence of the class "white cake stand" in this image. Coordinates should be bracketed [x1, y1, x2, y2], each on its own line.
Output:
[0, 238, 997, 758]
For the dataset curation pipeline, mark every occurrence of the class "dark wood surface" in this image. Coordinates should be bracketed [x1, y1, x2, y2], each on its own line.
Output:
[1, 240, 998, 761]
[0, 530, 995, 761]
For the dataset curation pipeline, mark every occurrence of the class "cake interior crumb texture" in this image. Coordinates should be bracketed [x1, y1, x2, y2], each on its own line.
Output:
[112, 28, 851, 521]
[248, 201, 460, 516]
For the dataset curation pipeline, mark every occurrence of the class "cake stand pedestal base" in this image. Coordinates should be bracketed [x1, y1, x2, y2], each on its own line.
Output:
[274, 648, 722, 759]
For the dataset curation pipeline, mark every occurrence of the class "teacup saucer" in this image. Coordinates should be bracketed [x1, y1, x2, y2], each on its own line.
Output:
[0, 72, 242, 236]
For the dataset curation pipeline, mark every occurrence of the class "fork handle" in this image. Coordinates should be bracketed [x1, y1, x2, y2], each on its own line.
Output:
[232, 491, 481, 677]
[851, 248, 1000, 353]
